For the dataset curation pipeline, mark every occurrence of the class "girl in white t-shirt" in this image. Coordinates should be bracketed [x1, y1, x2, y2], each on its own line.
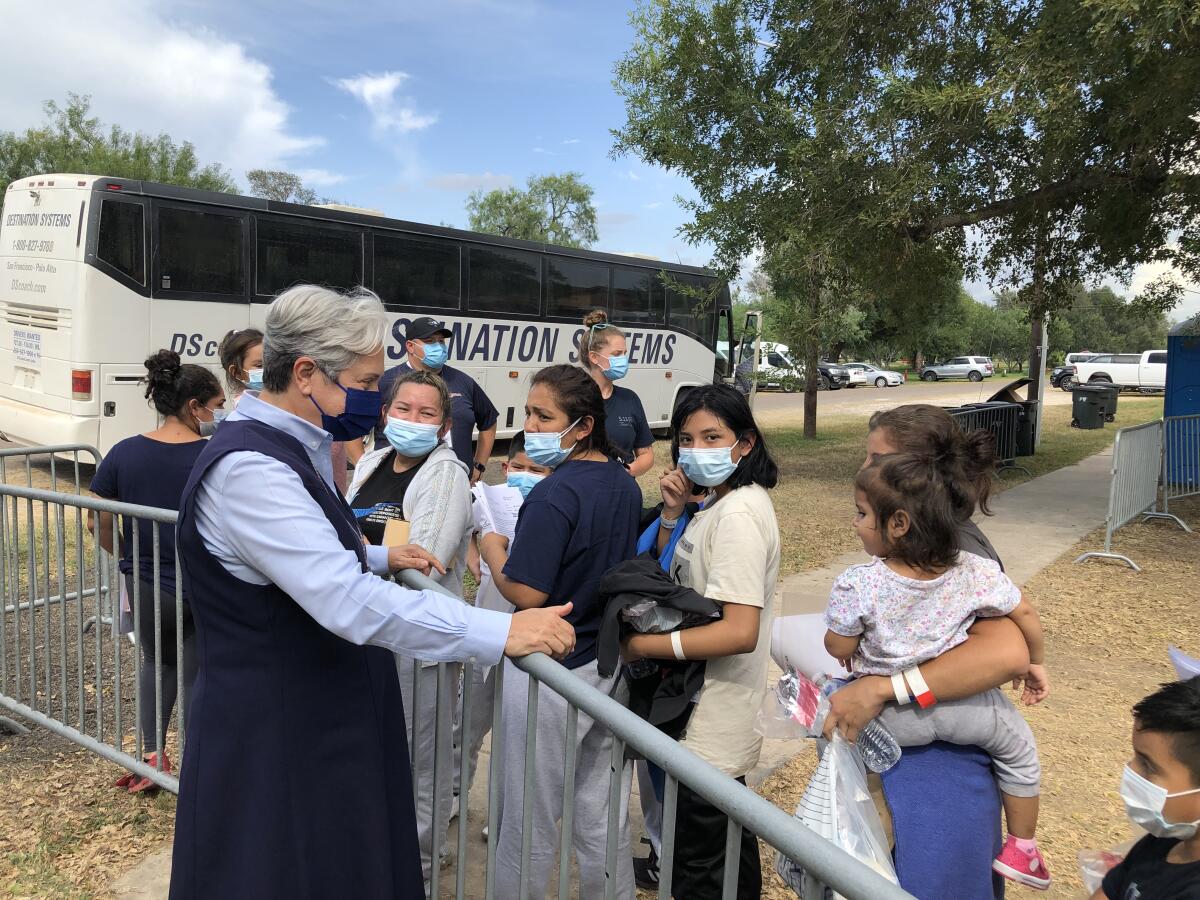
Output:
[622, 384, 781, 900]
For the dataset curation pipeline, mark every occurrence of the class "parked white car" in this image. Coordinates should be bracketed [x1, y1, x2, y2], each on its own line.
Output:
[1071, 350, 1167, 391]
[756, 342, 804, 391]
[843, 362, 904, 387]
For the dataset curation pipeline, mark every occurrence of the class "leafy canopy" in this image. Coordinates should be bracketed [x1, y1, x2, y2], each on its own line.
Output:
[466, 172, 599, 249]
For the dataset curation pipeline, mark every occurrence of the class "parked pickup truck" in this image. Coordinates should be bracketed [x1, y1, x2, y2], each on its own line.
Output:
[1071, 350, 1168, 391]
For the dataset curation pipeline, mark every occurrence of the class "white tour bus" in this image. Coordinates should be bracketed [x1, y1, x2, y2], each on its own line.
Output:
[1, 174, 749, 456]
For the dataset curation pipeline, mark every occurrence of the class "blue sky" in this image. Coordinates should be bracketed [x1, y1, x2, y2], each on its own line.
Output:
[0, 0, 1196, 321]
[0, 0, 709, 266]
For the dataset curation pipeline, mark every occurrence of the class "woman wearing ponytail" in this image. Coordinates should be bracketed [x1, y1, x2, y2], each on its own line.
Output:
[581, 309, 655, 476]
[217, 328, 264, 408]
[88, 349, 224, 793]
[343, 367, 472, 892]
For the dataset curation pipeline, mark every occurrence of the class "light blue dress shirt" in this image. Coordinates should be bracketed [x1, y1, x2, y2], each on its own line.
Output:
[192, 392, 510, 664]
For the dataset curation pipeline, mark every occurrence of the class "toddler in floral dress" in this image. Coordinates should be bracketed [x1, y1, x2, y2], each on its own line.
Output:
[824, 448, 1052, 891]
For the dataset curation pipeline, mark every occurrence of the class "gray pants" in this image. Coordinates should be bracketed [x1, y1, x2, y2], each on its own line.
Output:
[494, 658, 636, 900]
[397, 655, 461, 891]
[878, 687, 1040, 797]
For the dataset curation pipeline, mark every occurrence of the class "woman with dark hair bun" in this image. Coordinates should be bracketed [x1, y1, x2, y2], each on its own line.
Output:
[480, 363, 641, 899]
[622, 383, 780, 898]
[88, 349, 224, 793]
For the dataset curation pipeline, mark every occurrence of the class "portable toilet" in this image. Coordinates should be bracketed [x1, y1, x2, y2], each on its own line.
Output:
[1164, 313, 1200, 487]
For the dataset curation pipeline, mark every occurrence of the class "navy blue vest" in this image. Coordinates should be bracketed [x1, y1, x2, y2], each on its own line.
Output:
[169, 419, 421, 900]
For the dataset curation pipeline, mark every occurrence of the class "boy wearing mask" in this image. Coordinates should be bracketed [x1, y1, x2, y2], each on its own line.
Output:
[1095, 676, 1200, 899]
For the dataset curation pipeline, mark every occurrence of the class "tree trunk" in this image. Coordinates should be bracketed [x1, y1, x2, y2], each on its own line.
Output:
[804, 330, 819, 439]
[1026, 237, 1047, 403]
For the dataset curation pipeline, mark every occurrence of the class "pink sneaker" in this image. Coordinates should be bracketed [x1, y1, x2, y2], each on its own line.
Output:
[992, 836, 1051, 890]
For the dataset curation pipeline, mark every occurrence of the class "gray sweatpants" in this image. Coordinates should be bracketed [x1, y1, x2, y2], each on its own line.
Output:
[397, 655, 461, 891]
[494, 658, 636, 900]
[877, 687, 1041, 797]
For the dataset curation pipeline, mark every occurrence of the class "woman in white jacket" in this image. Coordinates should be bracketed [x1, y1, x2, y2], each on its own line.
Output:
[345, 368, 474, 890]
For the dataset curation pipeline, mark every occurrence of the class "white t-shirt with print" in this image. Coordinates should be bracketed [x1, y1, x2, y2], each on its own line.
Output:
[671, 483, 780, 778]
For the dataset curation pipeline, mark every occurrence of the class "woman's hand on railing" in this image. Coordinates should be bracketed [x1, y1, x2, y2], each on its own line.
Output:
[387, 544, 446, 577]
[504, 603, 576, 661]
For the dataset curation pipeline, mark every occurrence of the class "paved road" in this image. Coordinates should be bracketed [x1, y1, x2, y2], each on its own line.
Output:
[751, 376, 1070, 425]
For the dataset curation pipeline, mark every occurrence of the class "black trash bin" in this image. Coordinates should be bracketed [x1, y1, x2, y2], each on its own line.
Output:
[1069, 385, 1106, 429]
[1088, 382, 1120, 422]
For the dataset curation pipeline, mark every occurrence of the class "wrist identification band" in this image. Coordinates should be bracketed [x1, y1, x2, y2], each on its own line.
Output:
[890, 672, 911, 705]
[903, 666, 937, 708]
[659, 514, 679, 530]
[670, 630, 687, 661]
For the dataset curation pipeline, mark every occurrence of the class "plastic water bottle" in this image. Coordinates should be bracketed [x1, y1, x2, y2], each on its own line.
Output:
[814, 675, 902, 773]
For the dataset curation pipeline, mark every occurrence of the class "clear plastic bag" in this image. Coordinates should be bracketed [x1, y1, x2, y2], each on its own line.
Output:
[775, 734, 900, 898]
[1078, 841, 1134, 894]
[619, 598, 687, 634]
[755, 666, 825, 740]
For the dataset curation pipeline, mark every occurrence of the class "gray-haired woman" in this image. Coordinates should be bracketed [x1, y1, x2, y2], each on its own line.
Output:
[169, 284, 577, 900]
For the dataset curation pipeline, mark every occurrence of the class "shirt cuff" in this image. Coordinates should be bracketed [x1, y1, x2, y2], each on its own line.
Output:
[457, 604, 511, 665]
[366, 544, 390, 576]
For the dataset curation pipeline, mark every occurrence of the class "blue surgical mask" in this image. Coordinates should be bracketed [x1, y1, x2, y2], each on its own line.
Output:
[1120, 765, 1200, 840]
[506, 471, 545, 498]
[310, 375, 382, 442]
[384, 417, 441, 458]
[524, 418, 581, 469]
[246, 368, 264, 391]
[197, 407, 227, 438]
[602, 354, 629, 381]
[678, 445, 741, 487]
[420, 341, 448, 369]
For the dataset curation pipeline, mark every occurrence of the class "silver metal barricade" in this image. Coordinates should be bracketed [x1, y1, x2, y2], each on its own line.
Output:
[0, 443, 103, 492]
[1163, 413, 1200, 514]
[948, 403, 1030, 475]
[0, 482, 183, 791]
[398, 568, 915, 900]
[1076, 420, 1189, 571]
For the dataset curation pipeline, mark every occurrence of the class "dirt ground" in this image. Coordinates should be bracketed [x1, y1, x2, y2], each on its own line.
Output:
[756, 496, 1200, 899]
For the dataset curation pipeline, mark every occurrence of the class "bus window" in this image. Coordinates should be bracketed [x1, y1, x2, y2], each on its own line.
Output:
[157, 206, 245, 296]
[374, 232, 461, 309]
[467, 245, 540, 315]
[612, 266, 665, 324]
[667, 276, 716, 343]
[546, 256, 609, 318]
[256, 218, 361, 296]
[97, 199, 145, 285]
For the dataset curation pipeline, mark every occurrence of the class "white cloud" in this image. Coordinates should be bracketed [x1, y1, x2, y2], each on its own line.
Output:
[561, 138, 581, 145]
[1129, 254, 1200, 323]
[334, 72, 437, 134]
[532, 146, 556, 155]
[642, 201, 662, 210]
[0, 0, 321, 181]
[295, 168, 348, 187]
[426, 172, 514, 192]
[598, 211, 638, 228]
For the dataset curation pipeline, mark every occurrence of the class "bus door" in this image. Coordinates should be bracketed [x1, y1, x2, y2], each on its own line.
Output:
[732, 311, 762, 406]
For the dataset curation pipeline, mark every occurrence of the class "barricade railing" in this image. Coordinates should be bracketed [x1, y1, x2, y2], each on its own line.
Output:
[398, 567, 914, 900]
[0, 443, 103, 492]
[1163, 413, 1200, 514]
[1076, 420, 1189, 571]
[948, 402, 1030, 475]
[0, 482, 182, 792]
[1, 479, 913, 900]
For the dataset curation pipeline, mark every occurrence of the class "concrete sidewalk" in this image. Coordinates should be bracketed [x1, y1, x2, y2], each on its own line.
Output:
[109, 448, 1117, 899]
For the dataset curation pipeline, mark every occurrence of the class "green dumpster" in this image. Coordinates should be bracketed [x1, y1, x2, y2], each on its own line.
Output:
[1069, 385, 1106, 429]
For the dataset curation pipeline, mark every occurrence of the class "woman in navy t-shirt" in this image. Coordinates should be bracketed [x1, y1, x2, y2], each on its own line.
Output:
[581, 309, 654, 476]
[89, 349, 225, 793]
[480, 364, 641, 900]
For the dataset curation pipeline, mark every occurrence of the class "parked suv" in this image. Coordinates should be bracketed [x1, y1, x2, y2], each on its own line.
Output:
[817, 361, 851, 390]
[920, 356, 994, 382]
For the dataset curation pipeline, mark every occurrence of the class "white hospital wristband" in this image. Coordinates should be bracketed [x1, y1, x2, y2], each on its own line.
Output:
[670, 630, 687, 661]
[890, 672, 911, 705]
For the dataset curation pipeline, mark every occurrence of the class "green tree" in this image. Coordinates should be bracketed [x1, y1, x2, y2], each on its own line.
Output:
[614, 0, 1200, 416]
[0, 94, 235, 192]
[466, 172, 599, 249]
[246, 169, 319, 204]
